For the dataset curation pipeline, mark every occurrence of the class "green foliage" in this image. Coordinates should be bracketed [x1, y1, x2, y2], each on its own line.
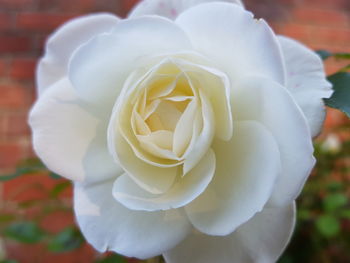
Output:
[325, 72, 350, 118]
[316, 215, 340, 238]
[48, 227, 84, 253]
[4, 222, 43, 244]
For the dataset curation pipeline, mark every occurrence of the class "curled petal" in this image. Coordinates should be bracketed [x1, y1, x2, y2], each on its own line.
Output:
[233, 75, 315, 206]
[112, 149, 215, 211]
[29, 78, 122, 182]
[278, 36, 333, 137]
[164, 202, 296, 263]
[74, 181, 191, 259]
[185, 121, 281, 236]
[129, 0, 244, 20]
[37, 13, 119, 95]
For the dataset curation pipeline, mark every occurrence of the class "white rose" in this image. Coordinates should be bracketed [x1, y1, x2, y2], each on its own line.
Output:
[29, 1, 332, 262]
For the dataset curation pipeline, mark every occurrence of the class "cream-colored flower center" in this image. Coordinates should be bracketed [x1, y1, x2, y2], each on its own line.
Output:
[111, 55, 232, 171]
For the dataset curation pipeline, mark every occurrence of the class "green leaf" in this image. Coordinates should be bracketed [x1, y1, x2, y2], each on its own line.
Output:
[0, 214, 16, 223]
[334, 53, 350, 60]
[96, 254, 128, 263]
[0, 260, 18, 263]
[4, 222, 43, 243]
[323, 193, 347, 211]
[316, 215, 340, 238]
[48, 227, 84, 253]
[49, 172, 61, 180]
[325, 72, 350, 118]
[340, 210, 350, 219]
[316, 50, 332, 60]
[50, 181, 70, 198]
[0, 172, 21, 182]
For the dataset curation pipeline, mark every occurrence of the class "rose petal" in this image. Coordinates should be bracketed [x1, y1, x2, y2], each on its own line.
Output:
[164, 202, 296, 263]
[112, 149, 215, 211]
[233, 75, 315, 206]
[37, 13, 119, 95]
[129, 0, 244, 20]
[29, 78, 122, 182]
[69, 16, 192, 108]
[176, 2, 285, 87]
[109, 129, 179, 194]
[185, 121, 281, 235]
[278, 36, 333, 137]
[74, 181, 191, 259]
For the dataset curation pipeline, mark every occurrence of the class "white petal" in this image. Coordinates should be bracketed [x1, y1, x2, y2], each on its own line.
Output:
[113, 149, 215, 211]
[37, 13, 119, 95]
[69, 16, 192, 107]
[164, 202, 296, 263]
[176, 2, 285, 87]
[233, 76, 315, 206]
[110, 129, 178, 194]
[185, 121, 281, 236]
[278, 36, 333, 137]
[74, 181, 191, 259]
[29, 78, 122, 182]
[129, 0, 244, 20]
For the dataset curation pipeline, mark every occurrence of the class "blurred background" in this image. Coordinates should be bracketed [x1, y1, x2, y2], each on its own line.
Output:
[0, 0, 349, 262]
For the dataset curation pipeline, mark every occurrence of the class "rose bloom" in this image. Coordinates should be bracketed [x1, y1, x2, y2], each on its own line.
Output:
[29, 0, 332, 262]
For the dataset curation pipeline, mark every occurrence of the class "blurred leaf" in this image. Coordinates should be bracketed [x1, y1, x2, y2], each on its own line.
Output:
[340, 210, 350, 219]
[325, 72, 350, 118]
[334, 53, 350, 60]
[0, 260, 18, 263]
[0, 172, 21, 182]
[50, 181, 70, 198]
[298, 209, 312, 220]
[96, 254, 128, 263]
[0, 214, 16, 223]
[48, 227, 84, 253]
[4, 222, 43, 243]
[316, 50, 332, 60]
[323, 193, 348, 212]
[326, 181, 343, 191]
[315, 50, 350, 60]
[49, 172, 61, 180]
[316, 215, 340, 238]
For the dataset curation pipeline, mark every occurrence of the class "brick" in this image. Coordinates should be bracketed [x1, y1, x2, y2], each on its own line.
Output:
[0, 0, 35, 10]
[309, 27, 350, 46]
[0, 36, 31, 53]
[5, 113, 31, 137]
[0, 142, 22, 170]
[10, 58, 37, 80]
[302, 0, 349, 9]
[292, 8, 349, 27]
[0, 84, 27, 109]
[0, 13, 13, 31]
[16, 13, 77, 32]
[0, 58, 9, 77]
[122, 0, 140, 12]
[58, 0, 95, 12]
[279, 23, 311, 42]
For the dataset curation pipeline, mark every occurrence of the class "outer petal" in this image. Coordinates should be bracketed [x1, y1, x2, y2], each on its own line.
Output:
[129, 0, 244, 20]
[37, 13, 119, 95]
[29, 77, 122, 182]
[176, 2, 286, 87]
[74, 181, 191, 259]
[164, 202, 296, 263]
[69, 16, 192, 108]
[233, 76, 315, 206]
[112, 149, 215, 211]
[278, 36, 333, 137]
[185, 121, 281, 236]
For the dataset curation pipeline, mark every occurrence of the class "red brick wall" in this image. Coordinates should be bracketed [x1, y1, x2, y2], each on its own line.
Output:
[0, 0, 349, 174]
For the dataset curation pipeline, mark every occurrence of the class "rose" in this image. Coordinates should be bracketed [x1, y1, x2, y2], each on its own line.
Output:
[29, 0, 332, 262]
